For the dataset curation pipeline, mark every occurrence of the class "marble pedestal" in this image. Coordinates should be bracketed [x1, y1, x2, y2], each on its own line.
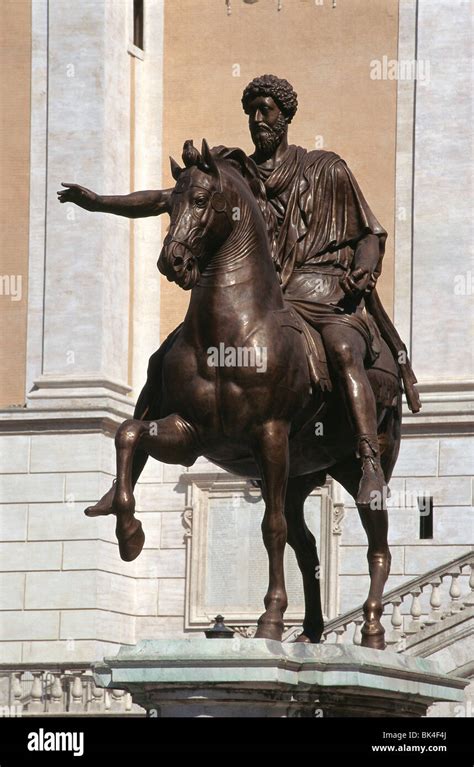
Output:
[93, 638, 467, 718]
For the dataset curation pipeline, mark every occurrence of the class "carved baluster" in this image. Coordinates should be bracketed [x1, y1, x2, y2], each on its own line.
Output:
[11, 672, 22, 707]
[386, 596, 403, 646]
[110, 687, 126, 712]
[405, 587, 422, 633]
[90, 680, 105, 713]
[69, 674, 84, 712]
[463, 562, 474, 606]
[28, 672, 44, 713]
[48, 673, 64, 713]
[448, 567, 462, 613]
[335, 626, 345, 644]
[424, 576, 442, 624]
[353, 618, 363, 646]
[125, 692, 133, 711]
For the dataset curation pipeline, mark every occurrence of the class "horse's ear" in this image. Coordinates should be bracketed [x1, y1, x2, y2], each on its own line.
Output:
[200, 139, 218, 175]
[170, 156, 183, 181]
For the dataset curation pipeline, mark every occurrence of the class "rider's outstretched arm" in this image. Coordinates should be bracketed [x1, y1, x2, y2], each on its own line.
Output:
[57, 183, 173, 218]
[95, 189, 173, 218]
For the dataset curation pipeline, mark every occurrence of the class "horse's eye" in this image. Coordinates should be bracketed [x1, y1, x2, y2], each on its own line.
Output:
[195, 197, 208, 208]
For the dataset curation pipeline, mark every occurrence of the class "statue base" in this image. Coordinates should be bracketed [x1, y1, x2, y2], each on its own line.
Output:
[93, 638, 466, 718]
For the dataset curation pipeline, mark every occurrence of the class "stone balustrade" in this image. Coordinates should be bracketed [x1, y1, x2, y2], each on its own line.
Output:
[0, 665, 143, 716]
[319, 551, 473, 649]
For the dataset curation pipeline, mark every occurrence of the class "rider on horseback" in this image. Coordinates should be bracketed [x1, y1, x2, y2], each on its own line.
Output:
[240, 74, 419, 506]
[58, 74, 420, 512]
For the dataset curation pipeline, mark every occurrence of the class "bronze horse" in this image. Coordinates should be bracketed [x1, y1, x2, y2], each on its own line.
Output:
[87, 140, 401, 650]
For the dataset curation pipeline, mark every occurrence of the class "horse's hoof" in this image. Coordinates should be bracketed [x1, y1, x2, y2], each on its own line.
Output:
[293, 632, 321, 644]
[84, 482, 116, 517]
[116, 518, 145, 562]
[361, 623, 386, 650]
[294, 633, 312, 644]
[84, 503, 113, 517]
[254, 617, 284, 642]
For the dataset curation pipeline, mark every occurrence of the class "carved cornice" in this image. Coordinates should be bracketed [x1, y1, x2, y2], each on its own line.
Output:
[402, 382, 474, 435]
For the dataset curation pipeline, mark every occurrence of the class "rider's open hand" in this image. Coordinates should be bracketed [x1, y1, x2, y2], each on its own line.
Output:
[57, 183, 99, 211]
[339, 267, 377, 300]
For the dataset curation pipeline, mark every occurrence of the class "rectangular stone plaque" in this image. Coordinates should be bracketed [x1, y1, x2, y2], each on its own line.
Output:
[205, 493, 321, 616]
[182, 472, 341, 630]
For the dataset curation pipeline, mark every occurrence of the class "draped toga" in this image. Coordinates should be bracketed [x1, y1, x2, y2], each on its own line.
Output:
[248, 145, 420, 412]
[250, 146, 384, 370]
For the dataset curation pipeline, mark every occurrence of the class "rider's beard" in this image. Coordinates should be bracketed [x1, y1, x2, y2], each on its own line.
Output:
[251, 114, 287, 158]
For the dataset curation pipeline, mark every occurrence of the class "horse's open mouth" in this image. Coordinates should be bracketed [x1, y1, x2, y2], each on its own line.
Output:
[157, 241, 201, 290]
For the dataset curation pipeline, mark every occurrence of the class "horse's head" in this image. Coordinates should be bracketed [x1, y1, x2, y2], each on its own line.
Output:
[158, 139, 234, 290]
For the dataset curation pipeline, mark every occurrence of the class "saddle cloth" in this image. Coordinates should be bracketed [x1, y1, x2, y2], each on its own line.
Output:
[275, 306, 332, 392]
[276, 304, 400, 408]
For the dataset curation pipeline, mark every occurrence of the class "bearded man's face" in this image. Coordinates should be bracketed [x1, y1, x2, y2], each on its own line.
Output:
[247, 95, 288, 157]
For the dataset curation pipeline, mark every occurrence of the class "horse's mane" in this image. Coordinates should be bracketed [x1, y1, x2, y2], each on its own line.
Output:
[181, 140, 279, 267]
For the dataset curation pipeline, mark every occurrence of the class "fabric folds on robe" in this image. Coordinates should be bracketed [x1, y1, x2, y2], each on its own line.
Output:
[256, 146, 387, 287]
[211, 144, 420, 412]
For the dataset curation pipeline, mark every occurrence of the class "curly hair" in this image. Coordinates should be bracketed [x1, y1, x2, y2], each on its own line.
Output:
[242, 74, 298, 123]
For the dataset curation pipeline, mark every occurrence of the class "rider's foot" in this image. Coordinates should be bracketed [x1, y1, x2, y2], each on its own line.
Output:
[84, 480, 116, 517]
[356, 435, 386, 507]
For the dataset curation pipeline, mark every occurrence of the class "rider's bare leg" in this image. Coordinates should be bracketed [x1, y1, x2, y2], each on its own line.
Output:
[321, 324, 386, 506]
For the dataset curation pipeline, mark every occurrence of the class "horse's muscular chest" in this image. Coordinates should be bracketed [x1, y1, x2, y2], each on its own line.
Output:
[161, 333, 304, 440]
[162, 347, 251, 432]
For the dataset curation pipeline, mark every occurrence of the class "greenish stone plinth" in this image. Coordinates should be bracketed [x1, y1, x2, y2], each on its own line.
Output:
[93, 639, 467, 717]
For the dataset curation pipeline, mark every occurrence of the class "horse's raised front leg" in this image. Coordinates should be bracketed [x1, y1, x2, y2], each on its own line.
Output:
[84, 372, 161, 519]
[104, 414, 200, 562]
[252, 420, 289, 642]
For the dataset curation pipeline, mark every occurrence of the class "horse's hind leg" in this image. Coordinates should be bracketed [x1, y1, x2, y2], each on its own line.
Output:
[329, 455, 391, 650]
[357, 498, 391, 649]
[100, 414, 200, 562]
[252, 420, 290, 641]
[285, 472, 326, 644]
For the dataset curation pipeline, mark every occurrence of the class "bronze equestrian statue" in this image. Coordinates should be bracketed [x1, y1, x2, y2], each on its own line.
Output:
[57, 75, 420, 650]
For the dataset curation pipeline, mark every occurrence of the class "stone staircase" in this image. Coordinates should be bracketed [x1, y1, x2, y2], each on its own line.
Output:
[317, 550, 473, 718]
[320, 550, 474, 653]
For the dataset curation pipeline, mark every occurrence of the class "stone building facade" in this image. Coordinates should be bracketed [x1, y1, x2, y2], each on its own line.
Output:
[0, 0, 472, 715]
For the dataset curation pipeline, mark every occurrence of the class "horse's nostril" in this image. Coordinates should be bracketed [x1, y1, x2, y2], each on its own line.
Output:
[173, 256, 184, 267]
